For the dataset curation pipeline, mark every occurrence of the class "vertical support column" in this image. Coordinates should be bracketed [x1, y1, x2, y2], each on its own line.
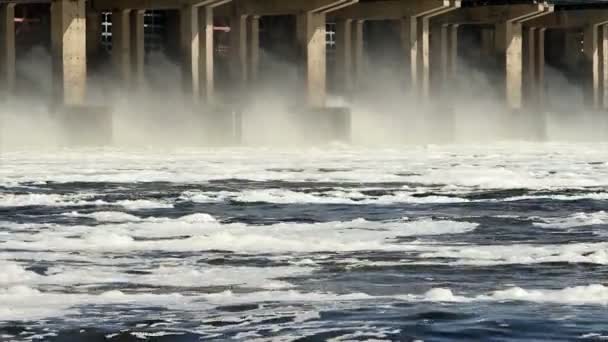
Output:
[440, 24, 458, 85]
[583, 24, 600, 110]
[535, 28, 546, 109]
[230, 14, 248, 86]
[0, 3, 15, 97]
[505, 22, 524, 110]
[199, 5, 214, 102]
[180, 5, 199, 100]
[353, 19, 364, 88]
[603, 25, 608, 109]
[130, 10, 145, 90]
[335, 18, 353, 95]
[400, 17, 417, 90]
[417, 16, 431, 100]
[296, 12, 327, 108]
[450, 24, 459, 78]
[112, 9, 131, 86]
[440, 24, 449, 84]
[524, 27, 536, 103]
[51, 0, 87, 106]
[430, 24, 442, 94]
[248, 15, 260, 83]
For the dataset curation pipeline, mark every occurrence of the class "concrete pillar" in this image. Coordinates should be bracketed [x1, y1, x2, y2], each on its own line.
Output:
[353, 19, 364, 88]
[603, 25, 608, 109]
[417, 16, 431, 99]
[130, 10, 145, 89]
[583, 24, 601, 109]
[199, 5, 214, 102]
[180, 5, 199, 100]
[112, 9, 131, 86]
[450, 25, 459, 78]
[535, 28, 546, 109]
[430, 24, 442, 94]
[51, 0, 87, 106]
[505, 22, 524, 110]
[86, 8, 102, 59]
[248, 16, 260, 83]
[230, 14, 248, 86]
[296, 12, 327, 107]
[400, 16, 418, 91]
[524, 27, 536, 102]
[441, 24, 458, 85]
[335, 18, 353, 95]
[0, 3, 15, 96]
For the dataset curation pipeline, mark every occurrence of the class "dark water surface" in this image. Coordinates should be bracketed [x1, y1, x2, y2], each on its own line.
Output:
[1, 145, 608, 341]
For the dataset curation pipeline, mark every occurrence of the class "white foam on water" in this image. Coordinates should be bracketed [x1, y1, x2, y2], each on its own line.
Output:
[534, 211, 608, 229]
[65, 211, 142, 222]
[414, 241, 608, 266]
[0, 193, 173, 210]
[4, 283, 607, 322]
[181, 188, 470, 205]
[0, 262, 313, 290]
[2, 143, 608, 190]
[0, 261, 40, 286]
[341, 240, 608, 267]
[505, 193, 608, 202]
[1, 215, 478, 253]
[479, 284, 608, 305]
[0, 285, 189, 321]
[0, 193, 105, 208]
[116, 199, 174, 210]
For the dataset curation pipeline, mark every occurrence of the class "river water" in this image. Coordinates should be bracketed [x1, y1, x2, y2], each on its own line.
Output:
[1, 143, 608, 341]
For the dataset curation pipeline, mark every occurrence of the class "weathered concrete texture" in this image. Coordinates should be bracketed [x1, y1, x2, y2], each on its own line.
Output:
[603, 25, 608, 109]
[441, 24, 458, 86]
[52, 0, 87, 106]
[112, 9, 131, 86]
[523, 27, 536, 102]
[583, 24, 601, 109]
[130, 10, 145, 89]
[296, 12, 327, 107]
[352, 19, 364, 88]
[0, 3, 15, 96]
[180, 5, 200, 100]
[400, 16, 418, 91]
[199, 5, 214, 102]
[492, 4, 552, 110]
[535, 28, 546, 108]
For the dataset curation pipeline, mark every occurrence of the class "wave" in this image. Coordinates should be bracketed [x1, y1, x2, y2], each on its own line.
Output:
[1, 215, 478, 253]
[3, 283, 607, 322]
[0, 193, 173, 209]
[534, 211, 608, 229]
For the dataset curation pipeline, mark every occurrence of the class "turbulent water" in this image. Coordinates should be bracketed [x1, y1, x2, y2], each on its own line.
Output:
[1, 143, 608, 341]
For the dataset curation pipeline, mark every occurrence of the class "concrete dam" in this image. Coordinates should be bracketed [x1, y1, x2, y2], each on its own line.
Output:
[0, 0, 607, 144]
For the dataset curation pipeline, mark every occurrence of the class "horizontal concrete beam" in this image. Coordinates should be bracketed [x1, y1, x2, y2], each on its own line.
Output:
[526, 9, 608, 28]
[437, 3, 551, 25]
[92, 0, 228, 10]
[235, 0, 358, 16]
[330, 0, 460, 21]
